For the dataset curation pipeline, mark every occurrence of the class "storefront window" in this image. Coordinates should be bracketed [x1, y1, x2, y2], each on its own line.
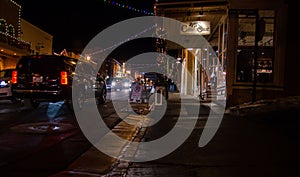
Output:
[236, 10, 275, 83]
[237, 47, 274, 82]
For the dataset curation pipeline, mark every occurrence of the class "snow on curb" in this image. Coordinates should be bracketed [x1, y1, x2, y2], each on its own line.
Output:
[226, 96, 300, 116]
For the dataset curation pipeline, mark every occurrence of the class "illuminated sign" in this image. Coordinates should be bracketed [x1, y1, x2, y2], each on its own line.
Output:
[180, 21, 210, 35]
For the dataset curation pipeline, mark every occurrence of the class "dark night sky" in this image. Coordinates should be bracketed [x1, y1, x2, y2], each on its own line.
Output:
[15, 0, 156, 54]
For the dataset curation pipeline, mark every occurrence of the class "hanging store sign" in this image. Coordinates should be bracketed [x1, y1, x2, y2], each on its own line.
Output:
[180, 21, 210, 35]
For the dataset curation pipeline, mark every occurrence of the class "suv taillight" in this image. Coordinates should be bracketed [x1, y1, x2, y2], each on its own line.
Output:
[60, 71, 68, 85]
[12, 71, 18, 84]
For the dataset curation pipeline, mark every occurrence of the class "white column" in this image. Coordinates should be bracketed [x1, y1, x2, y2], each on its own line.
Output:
[194, 52, 198, 97]
[181, 58, 186, 94]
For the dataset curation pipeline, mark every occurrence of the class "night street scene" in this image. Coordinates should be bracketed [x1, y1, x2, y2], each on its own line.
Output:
[0, 0, 298, 177]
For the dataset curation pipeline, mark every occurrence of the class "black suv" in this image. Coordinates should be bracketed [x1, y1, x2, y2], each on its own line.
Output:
[12, 55, 107, 109]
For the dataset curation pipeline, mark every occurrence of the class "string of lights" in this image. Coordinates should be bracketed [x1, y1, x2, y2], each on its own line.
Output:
[89, 24, 158, 56]
[103, 0, 154, 15]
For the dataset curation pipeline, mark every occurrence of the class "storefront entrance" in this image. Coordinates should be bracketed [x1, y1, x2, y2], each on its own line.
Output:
[154, 0, 288, 107]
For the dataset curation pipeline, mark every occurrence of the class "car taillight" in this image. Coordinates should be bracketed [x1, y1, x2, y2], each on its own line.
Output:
[12, 71, 18, 84]
[60, 71, 68, 85]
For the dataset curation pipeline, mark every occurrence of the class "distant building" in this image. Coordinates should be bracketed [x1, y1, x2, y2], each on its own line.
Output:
[0, 0, 31, 69]
[0, 0, 53, 70]
[20, 18, 53, 55]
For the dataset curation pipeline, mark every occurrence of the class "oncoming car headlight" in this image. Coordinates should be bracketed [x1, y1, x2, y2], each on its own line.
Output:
[124, 82, 130, 87]
[0, 80, 8, 87]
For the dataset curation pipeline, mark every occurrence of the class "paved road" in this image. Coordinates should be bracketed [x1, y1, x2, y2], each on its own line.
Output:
[1, 92, 300, 177]
[0, 91, 122, 177]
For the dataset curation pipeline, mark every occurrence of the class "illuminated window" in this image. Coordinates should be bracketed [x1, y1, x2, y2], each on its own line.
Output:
[236, 10, 275, 83]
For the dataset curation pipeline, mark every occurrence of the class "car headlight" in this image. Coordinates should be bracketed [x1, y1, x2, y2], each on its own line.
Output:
[111, 81, 116, 86]
[0, 80, 8, 87]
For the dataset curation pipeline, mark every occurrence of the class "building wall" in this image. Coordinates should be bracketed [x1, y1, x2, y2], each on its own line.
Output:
[285, 5, 300, 96]
[2, 57, 19, 69]
[20, 19, 53, 55]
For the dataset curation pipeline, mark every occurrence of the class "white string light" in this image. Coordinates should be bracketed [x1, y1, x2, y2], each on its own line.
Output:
[103, 0, 154, 15]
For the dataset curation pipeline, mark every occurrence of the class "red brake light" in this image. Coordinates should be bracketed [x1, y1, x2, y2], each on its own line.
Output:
[60, 71, 68, 85]
[12, 71, 18, 84]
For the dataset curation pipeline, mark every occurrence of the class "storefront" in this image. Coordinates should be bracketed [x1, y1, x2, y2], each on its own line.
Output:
[226, 0, 288, 106]
[154, 0, 228, 101]
[154, 0, 288, 107]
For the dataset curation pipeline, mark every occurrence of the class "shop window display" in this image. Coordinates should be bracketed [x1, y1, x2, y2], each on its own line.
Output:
[236, 47, 274, 83]
[236, 10, 275, 83]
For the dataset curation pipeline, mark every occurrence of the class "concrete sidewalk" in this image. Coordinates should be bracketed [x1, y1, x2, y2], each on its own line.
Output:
[51, 112, 149, 176]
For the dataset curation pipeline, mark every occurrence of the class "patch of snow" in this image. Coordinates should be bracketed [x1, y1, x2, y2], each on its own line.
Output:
[226, 96, 300, 116]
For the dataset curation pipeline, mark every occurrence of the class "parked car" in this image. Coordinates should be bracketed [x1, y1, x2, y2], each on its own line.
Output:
[106, 77, 131, 91]
[11, 55, 107, 109]
[0, 68, 15, 101]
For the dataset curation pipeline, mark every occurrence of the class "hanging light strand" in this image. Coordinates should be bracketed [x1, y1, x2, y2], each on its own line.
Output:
[90, 24, 157, 56]
[103, 0, 154, 15]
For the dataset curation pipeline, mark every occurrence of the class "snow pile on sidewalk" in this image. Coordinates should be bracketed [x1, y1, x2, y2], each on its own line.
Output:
[226, 96, 300, 116]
